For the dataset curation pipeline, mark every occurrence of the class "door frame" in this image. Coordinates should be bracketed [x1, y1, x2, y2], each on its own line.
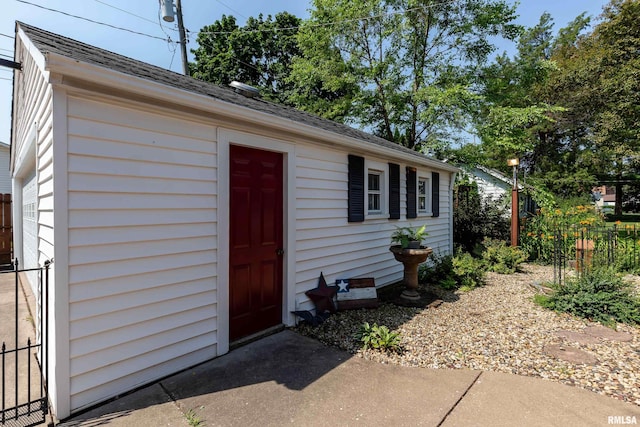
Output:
[217, 129, 296, 355]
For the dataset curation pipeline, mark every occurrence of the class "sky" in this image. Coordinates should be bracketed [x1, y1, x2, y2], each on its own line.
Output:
[0, 0, 610, 145]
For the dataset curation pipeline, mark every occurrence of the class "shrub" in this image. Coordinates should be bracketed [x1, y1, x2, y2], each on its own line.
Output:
[520, 202, 604, 263]
[452, 251, 486, 291]
[535, 268, 640, 327]
[481, 238, 527, 274]
[355, 322, 401, 352]
[454, 184, 510, 253]
[420, 251, 485, 291]
[420, 252, 453, 285]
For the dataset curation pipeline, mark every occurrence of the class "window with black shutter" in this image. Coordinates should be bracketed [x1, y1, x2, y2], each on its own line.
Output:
[388, 163, 400, 219]
[406, 167, 417, 219]
[432, 171, 440, 217]
[348, 155, 365, 222]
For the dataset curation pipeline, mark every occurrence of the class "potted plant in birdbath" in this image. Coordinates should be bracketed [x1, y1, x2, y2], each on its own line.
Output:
[391, 224, 428, 249]
[389, 224, 433, 301]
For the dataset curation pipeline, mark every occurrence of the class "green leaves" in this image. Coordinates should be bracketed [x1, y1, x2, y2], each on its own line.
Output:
[356, 322, 401, 351]
[537, 268, 640, 327]
[291, 0, 520, 151]
[190, 12, 302, 105]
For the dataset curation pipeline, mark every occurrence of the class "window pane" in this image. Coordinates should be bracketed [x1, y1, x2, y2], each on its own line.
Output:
[418, 180, 426, 196]
[368, 173, 380, 191]
[368, 194, 380, 211]
[419, 196, 426, 211]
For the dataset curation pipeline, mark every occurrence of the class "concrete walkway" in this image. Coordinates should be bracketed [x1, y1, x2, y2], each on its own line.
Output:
[60, 330, 640, 427]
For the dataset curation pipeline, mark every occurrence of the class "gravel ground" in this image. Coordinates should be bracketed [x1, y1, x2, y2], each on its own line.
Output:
[295, 264, 640, 406]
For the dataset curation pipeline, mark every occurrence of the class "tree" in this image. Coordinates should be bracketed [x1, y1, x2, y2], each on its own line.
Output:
[290, 0, 521, 153]
[190, 12, 302, 104]
[540, 0, 640, 211]
[475, 11, 600, 198]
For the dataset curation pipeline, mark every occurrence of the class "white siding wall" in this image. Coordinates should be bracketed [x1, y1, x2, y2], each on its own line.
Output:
[12, 45, 55, 292]
[472, 169, 510, 201]
[0, 146, 12, 194]
[12, 38, 57, 409]
[293, 144, 452, 311]
[66, 96, 218, 411]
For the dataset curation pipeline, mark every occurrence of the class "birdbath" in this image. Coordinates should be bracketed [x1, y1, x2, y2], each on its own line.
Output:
[389, 245, 433, 301]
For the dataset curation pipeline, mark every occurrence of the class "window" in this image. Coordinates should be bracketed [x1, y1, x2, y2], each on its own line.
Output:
[368, 171, 382, 213]
[418, 176, 431, 214]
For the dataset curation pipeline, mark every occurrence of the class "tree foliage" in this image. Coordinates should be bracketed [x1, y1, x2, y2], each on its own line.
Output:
[474, 1, 640, 204]
[290, 0, 521, 153]
[190, 12, 302, 104]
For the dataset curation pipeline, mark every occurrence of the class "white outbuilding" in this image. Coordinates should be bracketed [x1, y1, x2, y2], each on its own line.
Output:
[11, 22, 458, 419]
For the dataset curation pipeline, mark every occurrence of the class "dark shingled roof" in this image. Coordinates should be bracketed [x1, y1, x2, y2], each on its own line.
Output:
[17, 22, 451, 167]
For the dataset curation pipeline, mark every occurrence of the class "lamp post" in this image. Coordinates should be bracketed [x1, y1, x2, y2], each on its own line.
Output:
[507, 158, 519, 247]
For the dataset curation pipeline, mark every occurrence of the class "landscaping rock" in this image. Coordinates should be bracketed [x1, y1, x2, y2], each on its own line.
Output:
[543, 344, 599, 365]
[585, 325, 634, 342]
[295, 264, 640, 406]
[554, 330, 600, 345]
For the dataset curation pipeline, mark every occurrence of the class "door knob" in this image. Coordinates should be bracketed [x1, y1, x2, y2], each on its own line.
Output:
[276, 248, 285, 256]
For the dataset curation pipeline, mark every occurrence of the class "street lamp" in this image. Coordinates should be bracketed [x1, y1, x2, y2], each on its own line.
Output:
[507, 158, 519, 246]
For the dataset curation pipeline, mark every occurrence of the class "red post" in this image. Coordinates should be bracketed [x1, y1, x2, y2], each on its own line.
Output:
[511, 187, 519, 247]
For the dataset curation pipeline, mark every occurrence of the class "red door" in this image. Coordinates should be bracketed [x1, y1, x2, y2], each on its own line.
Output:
[229, 145, 284, 341]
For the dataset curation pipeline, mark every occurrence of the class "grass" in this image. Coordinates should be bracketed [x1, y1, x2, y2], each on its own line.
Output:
[184, 408, 204, 427]
[605, 213, 640, 228]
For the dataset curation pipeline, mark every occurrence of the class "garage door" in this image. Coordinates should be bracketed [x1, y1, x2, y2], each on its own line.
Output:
[22, 169, 38, 287]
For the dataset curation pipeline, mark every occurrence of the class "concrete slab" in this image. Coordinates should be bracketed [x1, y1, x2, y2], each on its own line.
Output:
[441, 371, 640, 427]
[161, 331, 480, 427]
[59, 383, 188, 427]
[58, 331, 640, 427]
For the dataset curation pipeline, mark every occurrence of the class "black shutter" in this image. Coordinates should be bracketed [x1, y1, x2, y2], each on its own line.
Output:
[348, 155, 365, 222]
[432, 171, 440, 217]
[406, 167, 417, 219]
[388, 163, 400, 219]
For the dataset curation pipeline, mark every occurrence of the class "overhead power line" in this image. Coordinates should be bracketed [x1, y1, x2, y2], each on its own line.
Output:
[197, 2, 455, 36]
[0, 33, 14, 40]
[15, 0, 172, 42]
[213, 0, 247, 20]
[92, 0, 177, 31]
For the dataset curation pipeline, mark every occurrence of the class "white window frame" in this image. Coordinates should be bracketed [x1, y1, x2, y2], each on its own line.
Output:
[417, 172, 432, 216]
[365, 160, 388, 218]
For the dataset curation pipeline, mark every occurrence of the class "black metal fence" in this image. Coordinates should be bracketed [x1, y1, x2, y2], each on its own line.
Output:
[552, 224, 639, 285]
[1, 259, 51, 427]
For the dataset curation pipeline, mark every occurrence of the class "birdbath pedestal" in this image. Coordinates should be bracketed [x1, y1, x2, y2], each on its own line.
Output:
[389, 245, 433, 301]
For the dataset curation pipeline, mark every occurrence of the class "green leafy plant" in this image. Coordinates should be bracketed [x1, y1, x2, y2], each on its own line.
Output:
[355, 322, 401, 352]
[420, 251, 485, 290]
[452, 252, 486, 291]
[454, 183, 510, 252]
[520, 202, 604, 263]
[481, 238, 527, 274]
[535, 268, 640, 327]
[391, 224, 428, 248]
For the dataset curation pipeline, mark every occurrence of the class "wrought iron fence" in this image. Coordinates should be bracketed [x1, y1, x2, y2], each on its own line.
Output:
[552, 224, 639, 285]
[1, 259, 51, 427]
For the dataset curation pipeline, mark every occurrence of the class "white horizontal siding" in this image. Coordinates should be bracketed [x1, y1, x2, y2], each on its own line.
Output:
[0, 147, 11, 193]
[66, 96, 218, 410]
[293, 145, 453, 312]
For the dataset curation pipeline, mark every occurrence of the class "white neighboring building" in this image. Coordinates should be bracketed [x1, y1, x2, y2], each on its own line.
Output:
[462, 164, 536, 215]
[11, 22, 459, 419]
[0, 141, 12, 194]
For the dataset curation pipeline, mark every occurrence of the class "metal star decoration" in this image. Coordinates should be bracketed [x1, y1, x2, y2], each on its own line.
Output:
[336, 279, 350, 293]
[305, 272, 338, 314]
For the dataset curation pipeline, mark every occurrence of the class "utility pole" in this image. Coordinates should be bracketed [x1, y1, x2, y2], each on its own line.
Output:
[176, 0, 189, 76]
